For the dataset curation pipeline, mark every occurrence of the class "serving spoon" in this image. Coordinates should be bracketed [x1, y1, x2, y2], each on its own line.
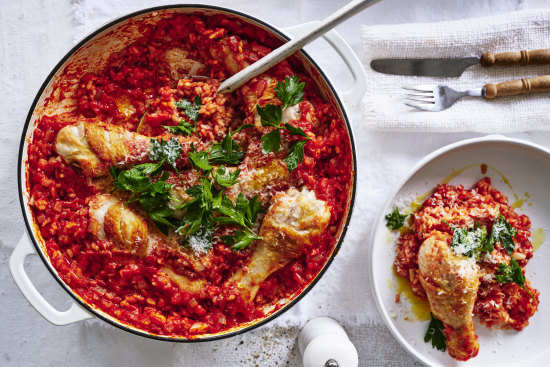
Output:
[218, 0, 382, 93]
[137, 0, 381, 131]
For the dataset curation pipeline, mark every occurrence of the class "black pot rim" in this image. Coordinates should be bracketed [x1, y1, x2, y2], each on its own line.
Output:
[18, 3, 358, 343]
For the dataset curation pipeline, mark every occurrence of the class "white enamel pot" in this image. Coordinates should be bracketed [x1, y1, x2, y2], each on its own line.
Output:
[11, 5, 364, 341]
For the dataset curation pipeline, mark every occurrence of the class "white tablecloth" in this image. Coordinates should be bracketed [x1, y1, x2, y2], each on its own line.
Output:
[2, 0, 549, 366]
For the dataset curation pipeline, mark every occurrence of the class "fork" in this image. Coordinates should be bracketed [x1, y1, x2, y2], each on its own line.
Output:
[403, 75, 550, 111]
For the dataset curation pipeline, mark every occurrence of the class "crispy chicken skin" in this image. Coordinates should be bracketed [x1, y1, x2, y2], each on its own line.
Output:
[56, 121, 150, 177]
[227, 188, 331, 303]
[224, 159, 290, 205]
[55, 122, 109, 177]
[418, 231, 480, 361]
[88, 194, 149, 257]
[56, 120, 203, 177]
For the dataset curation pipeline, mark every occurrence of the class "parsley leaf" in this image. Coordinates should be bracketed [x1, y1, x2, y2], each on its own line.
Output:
[163, 120, 195, 136]
[213, 166, 240, 187]
[111, 164, 153, 194]
[260, 129, 281, 154]
[275, 75, 305, 110]
[212, 193, 263, 250]
[176, 178, 217, 238]
[489, 214, 517, 255]
[209, 128, 247, 165]
[385, 207, 408, 230]
[188, 143, 213, 172]
[496, 258, 525, 285]
[245, 196, 263, 225]
[496, 259, 536, 301]
[149, 138, 182, 168]
[284, 123, 308, 137]
[257, 104, 282, 128]
[255, 75, 311, 171]
[147, 206, 176, 228]
[234, 193, 262, 228]
[176, 95, 202, 122]
[212, 194, 247, 228]
[285, 140, 307, 172]
[137, 162, 165, 176]
[446, 222, 489, 258]
[221, 229, 262, 251]
[111, 163, 176, 234]
[424, 313, 446, 352]
[149, 138, 183, 180]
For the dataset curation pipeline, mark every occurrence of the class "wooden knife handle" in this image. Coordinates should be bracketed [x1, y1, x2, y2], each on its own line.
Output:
[484, 75, 550, 98]
[481, 49, 550, 66]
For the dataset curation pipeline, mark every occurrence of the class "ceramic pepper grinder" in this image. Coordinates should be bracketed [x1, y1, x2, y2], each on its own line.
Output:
[298, 317, 359, 367]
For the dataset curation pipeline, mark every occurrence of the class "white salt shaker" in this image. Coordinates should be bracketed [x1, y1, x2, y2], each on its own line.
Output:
[298, 317, 359, 367]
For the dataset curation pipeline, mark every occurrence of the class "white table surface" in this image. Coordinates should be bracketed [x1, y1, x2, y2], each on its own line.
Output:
[2, 0, 550, 366]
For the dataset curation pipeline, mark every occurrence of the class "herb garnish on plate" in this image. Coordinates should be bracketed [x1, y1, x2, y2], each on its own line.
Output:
[496, 258, 536, 301]
[442, 212, 517, 259]
[385, 207, 408, 230]
[424, 313, 446, 352]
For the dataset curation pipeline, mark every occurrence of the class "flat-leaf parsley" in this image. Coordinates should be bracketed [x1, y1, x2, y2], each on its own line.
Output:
[489, 213, 517, 255]
[385, 207, 408, 230]
[424, 313, 446, 352]
[163, 120, 195, 136]
[176, 95, 202, 122]
[496, 258, 536, 301]
[149, 138, 183, 183]
[275, 75, 305, 110]
[256, 75, 310, 172]
[445, 222, 490, 258]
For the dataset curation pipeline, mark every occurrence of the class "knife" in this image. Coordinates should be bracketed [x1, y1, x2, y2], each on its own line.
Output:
[370, 49, 550, 77]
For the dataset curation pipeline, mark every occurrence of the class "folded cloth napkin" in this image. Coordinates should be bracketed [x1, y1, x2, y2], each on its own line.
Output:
[361, 8, 550, 132]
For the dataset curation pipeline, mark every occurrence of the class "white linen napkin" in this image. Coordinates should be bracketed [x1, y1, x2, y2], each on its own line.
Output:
[361, 8, 550, 132]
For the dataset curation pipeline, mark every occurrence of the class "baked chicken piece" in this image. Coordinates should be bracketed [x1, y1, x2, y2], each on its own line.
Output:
[224, 159, 290, 205]
[161, 267, 208, 295]
[88, 194, 207, 293]
[89, 194, 149, 257]
[418, 232, 480, 361]
[227, 188, 331, 303]
[56, 120, 203, 177]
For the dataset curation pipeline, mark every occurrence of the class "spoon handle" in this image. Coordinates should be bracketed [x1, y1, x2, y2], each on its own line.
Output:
[217, 0, 381, 94]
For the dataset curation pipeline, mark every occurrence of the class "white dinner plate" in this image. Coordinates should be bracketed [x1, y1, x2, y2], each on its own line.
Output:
[370, 136, 550, 367]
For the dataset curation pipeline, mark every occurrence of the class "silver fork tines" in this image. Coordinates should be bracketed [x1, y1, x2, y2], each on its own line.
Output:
[402, 85, 483, 112]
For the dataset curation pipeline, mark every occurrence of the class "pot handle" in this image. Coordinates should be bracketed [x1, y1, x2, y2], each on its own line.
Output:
[282, 21, 367, 109]
[9, 233, 93, 325]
